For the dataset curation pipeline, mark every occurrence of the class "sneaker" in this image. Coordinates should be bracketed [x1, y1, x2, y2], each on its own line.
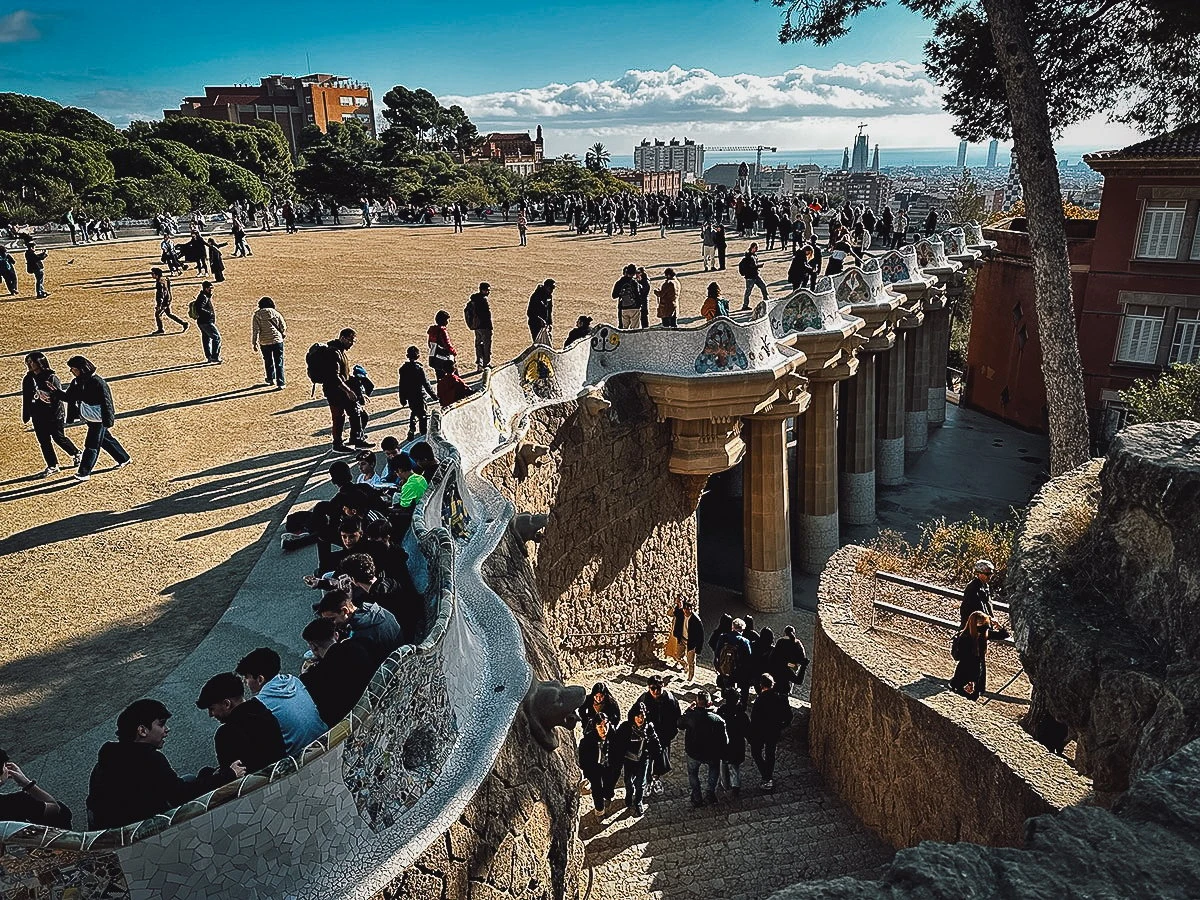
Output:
[762, 780, 774, 792]
[351, 439, 376, 449]
[73, 473, 90, 483]
[265, 378, 275, 385]
[275, 383, 284, 391]
[595, 800, 605, 815]
[70, 453, 82, 468]
[634, 803, 647, 816]
[115, 459, 132, 470]
[40, 466, 59, 477]
[649, 780, 663, 796]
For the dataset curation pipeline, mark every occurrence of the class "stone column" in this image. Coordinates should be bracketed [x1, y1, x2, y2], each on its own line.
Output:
[875, 335, 906, 486]
[743, 413, 792, 612]
[839, 354, 876, 525]
[926, 304, 950, 426]
[904, 319, 931, 454]
[796, 377, 840, 574]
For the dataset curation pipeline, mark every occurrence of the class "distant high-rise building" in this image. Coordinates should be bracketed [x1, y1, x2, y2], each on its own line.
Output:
[166, 74, 375, 156]
[987, 139, 999, 168]
[842, 147, 850, 171]
[1004, 153, 1023, 210]
[850, 129, 870, 173]
[957, 140, 968, 168]
[871, 144, 880, 173]
[634, 137, 704, 177]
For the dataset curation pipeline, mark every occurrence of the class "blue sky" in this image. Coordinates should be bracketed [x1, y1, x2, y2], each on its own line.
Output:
[1, 1, 1142, 156]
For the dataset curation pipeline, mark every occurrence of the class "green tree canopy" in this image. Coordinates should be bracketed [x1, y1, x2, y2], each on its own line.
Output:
[0, 93, 123, 146]
[1120, 364, 1200, 424]
[145, 117, 294, 189]
[380, 86, 482, 156]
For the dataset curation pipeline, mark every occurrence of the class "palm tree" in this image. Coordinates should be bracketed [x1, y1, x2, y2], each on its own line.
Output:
[585, 142, 610, 171]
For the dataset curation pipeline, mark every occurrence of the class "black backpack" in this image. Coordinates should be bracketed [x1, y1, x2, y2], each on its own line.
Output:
[306, 342, 338, 387]
[738, 254, 754, 277]
[464, 298, 477, 331]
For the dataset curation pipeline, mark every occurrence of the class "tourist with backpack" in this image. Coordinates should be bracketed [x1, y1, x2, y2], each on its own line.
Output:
[464, 283, 493, 371]
[308, 328, 369, 453]
[713, 618, 753, 702]
[398, 347, 437, 440]
[191, 281, 222, 364]
[427, 311, 457, 377]
[613, 264, 641, 329]
[151, 268, 187, 334]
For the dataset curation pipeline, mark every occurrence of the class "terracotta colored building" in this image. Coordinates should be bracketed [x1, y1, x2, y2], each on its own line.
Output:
[166, 74, 375, 156]
[964, 124, 1200, 447]
[612, 168, 683, 196]
[477, 128, 544, 176]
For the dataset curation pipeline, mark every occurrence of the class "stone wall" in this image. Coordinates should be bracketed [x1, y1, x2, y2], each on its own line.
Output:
[809, 546, 1089, 850]
[1008, 421, 1200, 799]
[483, 374, 702, 675]
[768, 737, 1200, 900]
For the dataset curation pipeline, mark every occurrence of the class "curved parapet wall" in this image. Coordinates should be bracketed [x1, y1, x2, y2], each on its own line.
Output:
[810, 545, 1090, 850]
[0, 247, 967, 899]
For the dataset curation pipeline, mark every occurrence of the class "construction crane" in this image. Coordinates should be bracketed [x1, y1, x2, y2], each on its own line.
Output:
[706, 145, 778, 176]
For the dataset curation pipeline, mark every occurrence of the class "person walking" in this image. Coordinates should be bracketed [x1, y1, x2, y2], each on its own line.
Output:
[464, 283, 493, 371]
[950, 612, 992, 701]
[0, 246, 18, 295]
[517, 210, 528, 246]
[577, 714, 619, 815]
[739, 243, 768, 310]
[22, 351, 81, 477]
[231, 216, 252, 257]
[527, 279, 555, 345]
[317, 328, 369, 452]
[398, 346, 438, 439]
[359, 198, 372, 228]
[700, 220, 717, 272]
[636, 675, 681, 797]
[749, 673, 792, 792]
[671, 598, 704, 682]
[611, 703, 661, 816]
[613, 264, 641, 329]
[193, 281, 222, 364]
[768, 625, 809, 697]
[39, 356, 131, 483]
[678, 692, 728, 807]
[713, 220, 727, 271]
[22, 236, 49, 298]
[717, 689, 750, 797]
[151, 268, 187, 334]
[251, 297, 287, 389]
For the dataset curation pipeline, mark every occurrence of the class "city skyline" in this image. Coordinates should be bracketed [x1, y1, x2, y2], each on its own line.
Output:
[1, 2, 1145, 157]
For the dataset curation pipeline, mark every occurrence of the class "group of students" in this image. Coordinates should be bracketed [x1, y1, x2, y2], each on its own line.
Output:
[0, 441, 442, 832]
[576, 605, 810, 817]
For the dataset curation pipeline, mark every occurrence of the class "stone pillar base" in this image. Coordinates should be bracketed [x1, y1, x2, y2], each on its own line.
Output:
[744, 566, 793, 613]
[840, 471, 876, 526]
[905, 411, 928, 454]
[876, 437, 905, 486]
[928, 387, 946, 427]
[798, 511, 840, 575]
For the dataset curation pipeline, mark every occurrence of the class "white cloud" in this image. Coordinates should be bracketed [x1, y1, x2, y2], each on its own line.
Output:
[445, 62, 942, 128]
[0, 9, 37, 43]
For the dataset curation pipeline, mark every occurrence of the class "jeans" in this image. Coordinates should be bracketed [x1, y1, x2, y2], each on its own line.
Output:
[721, 760, 742, 790]
[35, 270, 46, 296]
[198, 321, 222, 362]
[33, 418, 79, 468]
[79, 422, 130, 476]
[260, 343, 285, 384]
[519, 229, 527, 246]
[743, 276, 768, 308]
[750, 738, 777, 781]
[623, 757, 650, 809]
[687, 756, 720, 802]
[474, 328, 492, 369]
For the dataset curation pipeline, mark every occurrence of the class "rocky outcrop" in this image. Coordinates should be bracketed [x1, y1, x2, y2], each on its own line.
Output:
[767, 737, 1200, 900]
[1008, 421, 1200, 798]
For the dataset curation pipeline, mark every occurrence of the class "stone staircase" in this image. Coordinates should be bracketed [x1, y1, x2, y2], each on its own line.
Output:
[570, 668, 893, 900]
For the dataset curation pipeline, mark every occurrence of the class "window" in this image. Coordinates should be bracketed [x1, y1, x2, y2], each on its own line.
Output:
[339, 96, 354, 106]
[1136, 200, 1186, 258]
[1170, 309, 1200, 364]
[354, 97, 368, 106]
[1192, 214, 1200, 260]
[1116, 304, 1166, 364]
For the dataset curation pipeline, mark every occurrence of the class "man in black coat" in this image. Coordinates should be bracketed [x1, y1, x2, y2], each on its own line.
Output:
[671, 600, 705, 683]
[300, 617, 375, 726]
[195, 672, 284, 787]
[526, 280, 555, 343]
[749, 674, 793, 792]
[768, 625, 809, 696]
[465, 282, 493, 370]
[636, 675, 682, 796]
[961, 559, 1009, 639]
[86, 699, 199, 829]
[679, 691, 728, 807]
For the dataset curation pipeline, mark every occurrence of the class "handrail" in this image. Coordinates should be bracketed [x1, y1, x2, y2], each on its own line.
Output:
[871, 599, 1015, 646]
[874, 570, 1010, 612]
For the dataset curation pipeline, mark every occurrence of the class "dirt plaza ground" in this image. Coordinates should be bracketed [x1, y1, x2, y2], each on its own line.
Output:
[0, 220, 792, 762]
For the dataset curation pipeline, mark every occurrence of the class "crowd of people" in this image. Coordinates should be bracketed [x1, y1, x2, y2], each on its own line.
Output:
[576, 606, 810, 817]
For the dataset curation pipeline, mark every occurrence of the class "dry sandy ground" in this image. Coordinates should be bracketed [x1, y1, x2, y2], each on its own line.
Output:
[0, 221, 792, 761]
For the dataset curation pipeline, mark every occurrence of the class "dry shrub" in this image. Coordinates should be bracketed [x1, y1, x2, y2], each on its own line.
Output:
[859, 511, 1019, 587]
